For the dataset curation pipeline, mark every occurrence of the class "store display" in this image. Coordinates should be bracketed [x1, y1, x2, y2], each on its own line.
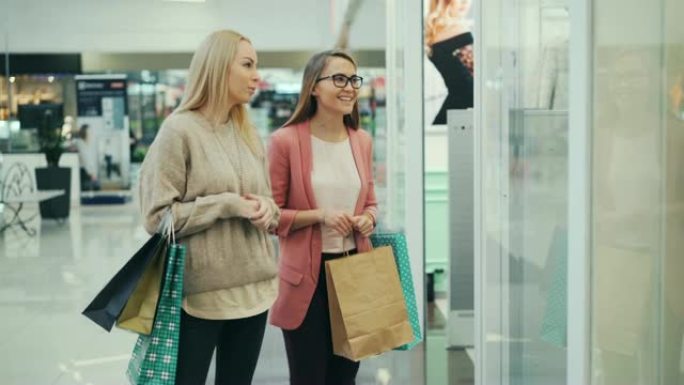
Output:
[18, 103, 64, 130]
[76, 74, 131, 189]
[0, 76, 9, 120]
[250, 89, 299, 130]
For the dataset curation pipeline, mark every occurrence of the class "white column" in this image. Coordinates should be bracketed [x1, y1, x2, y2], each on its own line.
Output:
[567, 0, 593, 383]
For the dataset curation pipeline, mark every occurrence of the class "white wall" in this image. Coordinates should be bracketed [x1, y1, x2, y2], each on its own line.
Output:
[425, 128, 448, 172]
[2, 0, 386, 53]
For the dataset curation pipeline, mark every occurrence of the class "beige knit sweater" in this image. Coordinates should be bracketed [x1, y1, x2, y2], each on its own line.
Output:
[139, 110, 279, 295]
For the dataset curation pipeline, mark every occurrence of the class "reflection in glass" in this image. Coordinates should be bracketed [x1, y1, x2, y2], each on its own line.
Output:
[478, 0, 570, 384]
[591, 0, 684, 383]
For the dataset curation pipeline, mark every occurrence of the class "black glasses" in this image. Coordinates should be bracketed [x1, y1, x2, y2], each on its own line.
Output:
[316, 73, 364, 89]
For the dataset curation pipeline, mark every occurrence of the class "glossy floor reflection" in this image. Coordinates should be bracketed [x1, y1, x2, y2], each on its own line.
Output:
[425, 300, 475, 385]
[0, 203, 424, 385]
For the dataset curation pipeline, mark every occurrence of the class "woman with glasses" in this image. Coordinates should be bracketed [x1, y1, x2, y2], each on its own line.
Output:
[267, 50, 378, 385]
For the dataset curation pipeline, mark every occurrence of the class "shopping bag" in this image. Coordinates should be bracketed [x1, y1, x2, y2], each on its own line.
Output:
[126, 242, 186, 385]
[82, 233, 165, 332]
[370, 233, 423, 350]
[540, 227, 567, 347]
[116, 241, 168, 335]
[325, 246, 414, 361]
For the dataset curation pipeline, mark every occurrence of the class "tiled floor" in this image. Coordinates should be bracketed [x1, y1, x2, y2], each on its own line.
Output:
[425, 300, 474, 385]
[0, 203, 425, 385]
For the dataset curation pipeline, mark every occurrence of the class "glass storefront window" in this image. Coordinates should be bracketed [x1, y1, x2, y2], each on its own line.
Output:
[477, 0, 570, 384]
[590, 0, 684, 383]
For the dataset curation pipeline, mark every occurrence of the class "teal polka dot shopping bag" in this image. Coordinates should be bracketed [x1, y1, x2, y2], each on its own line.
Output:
[370, 233, 423, 350]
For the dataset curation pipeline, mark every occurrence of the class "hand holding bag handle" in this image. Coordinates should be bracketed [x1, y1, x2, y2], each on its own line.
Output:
[126, 209, 186, 385]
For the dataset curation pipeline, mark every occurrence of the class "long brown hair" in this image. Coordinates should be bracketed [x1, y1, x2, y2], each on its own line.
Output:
[283, 50, 360, 129]
[176, 30, 260, 155]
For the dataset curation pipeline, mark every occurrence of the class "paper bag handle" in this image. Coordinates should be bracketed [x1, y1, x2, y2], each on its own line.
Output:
[159, 208, 177, 245]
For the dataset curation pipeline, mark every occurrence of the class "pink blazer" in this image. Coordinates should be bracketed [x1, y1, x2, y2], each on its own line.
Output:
[267, 120, 378, 330]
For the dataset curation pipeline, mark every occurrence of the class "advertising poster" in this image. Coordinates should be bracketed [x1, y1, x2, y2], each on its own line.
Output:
[75, 74, 130, 189]
[424, 0, 474, 126]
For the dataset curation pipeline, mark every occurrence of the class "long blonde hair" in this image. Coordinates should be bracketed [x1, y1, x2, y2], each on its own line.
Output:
[283, 50, 360, 129]
[176, 30, 260, 155]
[425, 0, 464, 50]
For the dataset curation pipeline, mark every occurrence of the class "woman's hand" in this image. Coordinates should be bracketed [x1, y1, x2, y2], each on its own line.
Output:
[320, 209, 355, 237]
[244, 194, 276, 231]
[238, 197, 260, 221]
[352, 214, 374, 237]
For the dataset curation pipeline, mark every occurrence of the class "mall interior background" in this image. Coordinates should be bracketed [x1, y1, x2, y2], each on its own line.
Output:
[2, 0, 684, 384]
[1, 1, 427, 384]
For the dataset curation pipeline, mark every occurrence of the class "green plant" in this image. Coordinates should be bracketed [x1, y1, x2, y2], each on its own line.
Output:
[38, 110, 66, 167]
[132, 146, 148, 163]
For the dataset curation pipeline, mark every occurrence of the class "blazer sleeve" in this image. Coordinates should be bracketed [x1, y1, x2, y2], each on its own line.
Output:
[139, 121, 247, 238]
[362, 133, 378, 224]
[258, 139, 281, 231]
[268, 130, 298, 237]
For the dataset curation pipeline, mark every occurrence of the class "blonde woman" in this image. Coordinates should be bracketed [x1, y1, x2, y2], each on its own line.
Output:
[139, 30, 280, 385]
[425, 0, 474, 124]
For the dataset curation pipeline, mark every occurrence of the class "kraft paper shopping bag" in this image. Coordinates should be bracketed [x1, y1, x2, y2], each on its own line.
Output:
[370, 232, 423, 350]
[325, 246, 413, 361]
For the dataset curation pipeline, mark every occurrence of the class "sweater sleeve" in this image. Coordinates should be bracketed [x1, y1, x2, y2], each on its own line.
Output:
[139, 121, 247, 238]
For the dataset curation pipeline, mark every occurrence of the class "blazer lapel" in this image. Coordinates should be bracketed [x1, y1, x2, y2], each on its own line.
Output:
[297, 121, 318, 209]
[347, 128, 368, 215]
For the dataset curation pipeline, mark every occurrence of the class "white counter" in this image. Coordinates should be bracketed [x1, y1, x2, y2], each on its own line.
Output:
[2, 153, 81, 207]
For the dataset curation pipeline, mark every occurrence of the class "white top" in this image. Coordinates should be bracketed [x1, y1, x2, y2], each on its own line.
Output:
[183, 277, 277, 320]
[311, 135, 361, 253]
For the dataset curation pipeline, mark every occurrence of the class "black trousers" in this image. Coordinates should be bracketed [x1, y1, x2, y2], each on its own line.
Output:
[282, 251, 360, 385]
[175, 309, 268, 385]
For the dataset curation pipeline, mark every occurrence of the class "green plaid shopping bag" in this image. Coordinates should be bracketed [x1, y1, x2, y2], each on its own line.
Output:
[126, 240, 185, 385]
[370, 232, 423, 350]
